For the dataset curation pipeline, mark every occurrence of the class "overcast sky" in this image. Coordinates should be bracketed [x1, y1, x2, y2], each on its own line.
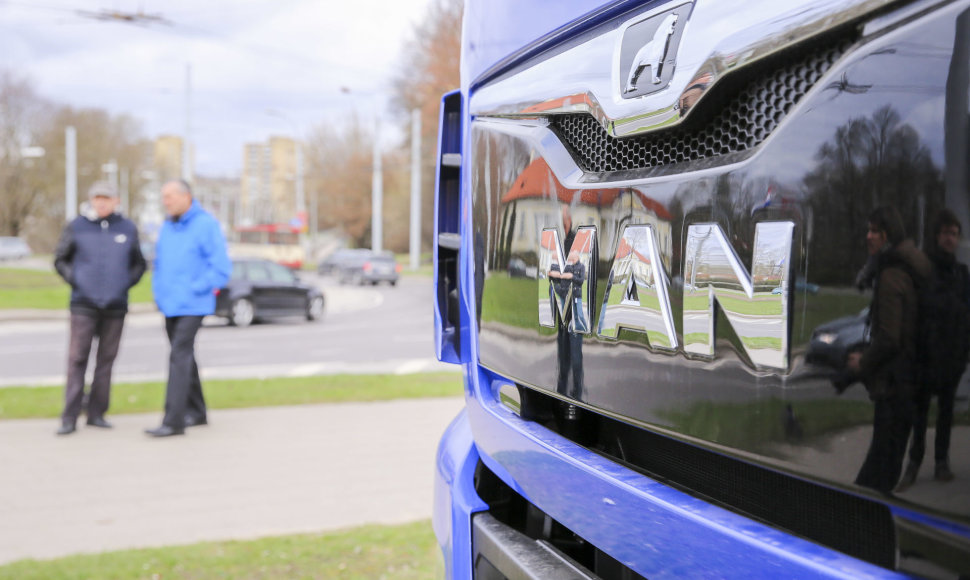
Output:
[0, 0, 434, 176]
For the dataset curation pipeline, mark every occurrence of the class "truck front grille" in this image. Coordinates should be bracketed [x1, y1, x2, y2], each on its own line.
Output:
[549, 33, 854, 174]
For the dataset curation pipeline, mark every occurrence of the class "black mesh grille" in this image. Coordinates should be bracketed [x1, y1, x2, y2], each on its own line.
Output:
[549, 35, 854, 173]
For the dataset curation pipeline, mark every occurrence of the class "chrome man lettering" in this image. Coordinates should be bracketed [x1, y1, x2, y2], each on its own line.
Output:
[538, 221, 795, 370]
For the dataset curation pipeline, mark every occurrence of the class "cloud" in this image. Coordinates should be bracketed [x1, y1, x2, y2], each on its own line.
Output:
[0, 0, 433, 174]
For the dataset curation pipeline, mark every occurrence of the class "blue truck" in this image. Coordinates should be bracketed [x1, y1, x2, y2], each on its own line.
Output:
[432, 1, 970, 577]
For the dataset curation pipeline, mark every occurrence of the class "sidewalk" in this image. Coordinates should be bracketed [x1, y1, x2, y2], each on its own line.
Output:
[0, 397, 465, 565]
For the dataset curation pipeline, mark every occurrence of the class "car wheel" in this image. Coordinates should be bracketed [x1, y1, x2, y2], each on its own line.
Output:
[390, 280, 397, 287]
[229, 298, 254, 327]
[306, 295, 324, 321]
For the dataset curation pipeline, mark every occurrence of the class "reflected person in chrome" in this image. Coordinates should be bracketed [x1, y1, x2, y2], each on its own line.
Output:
[845, 206, 931, 494]
[897, 209, 970, 491]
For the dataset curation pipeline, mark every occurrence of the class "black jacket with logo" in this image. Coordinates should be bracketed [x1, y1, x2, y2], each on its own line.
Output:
[54, 213, 147, 316]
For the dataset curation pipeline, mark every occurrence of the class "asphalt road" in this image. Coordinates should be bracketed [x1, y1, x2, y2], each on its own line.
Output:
[0, 274, 450, 387]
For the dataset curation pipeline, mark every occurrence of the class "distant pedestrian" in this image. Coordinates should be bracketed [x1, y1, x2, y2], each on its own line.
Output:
[53, 181, 146, 435]
[145, 180, 230, 438]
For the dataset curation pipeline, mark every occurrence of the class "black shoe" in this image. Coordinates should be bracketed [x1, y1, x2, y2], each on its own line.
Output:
[184, 415, 208, 427]
[144, 425, 185, 438]
[935, 461, 955, 482]
[895, 462, 919, 493]
[86, 417, 113, 429]
[56, 421, 76, 436]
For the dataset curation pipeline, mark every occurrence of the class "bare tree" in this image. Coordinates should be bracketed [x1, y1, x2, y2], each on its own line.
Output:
[0, 69, 151, 250]
[390, 0, 463, 255]
[0, 70, 54, 237]
[306, 116, 378, 249]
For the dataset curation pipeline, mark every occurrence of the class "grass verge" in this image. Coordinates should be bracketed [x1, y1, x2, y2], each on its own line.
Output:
[0, 372, 462, 420]
[0, 268, 153, 310]
[0, 520, 443, 580]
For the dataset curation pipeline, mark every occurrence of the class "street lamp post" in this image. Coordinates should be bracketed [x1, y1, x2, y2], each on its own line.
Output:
[409, 108, 421, 270]
[372, 115, 383, 254]
[65, 126, 77, 221]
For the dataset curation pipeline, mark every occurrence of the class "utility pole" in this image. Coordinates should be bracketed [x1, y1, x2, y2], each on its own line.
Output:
[182, 63, 193, 184]
[121, 167, 130, 213]
[409, 109, 421, 270]
[371, 115, 383, 253]
[65, 126, 77, 221]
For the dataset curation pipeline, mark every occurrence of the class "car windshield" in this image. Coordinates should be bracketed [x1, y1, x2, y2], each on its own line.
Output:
[230, 262, 246, 280]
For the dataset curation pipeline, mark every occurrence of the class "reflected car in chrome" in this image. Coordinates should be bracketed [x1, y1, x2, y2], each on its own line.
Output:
[215, 258, 324, 327]
[805, 308, 868, 370]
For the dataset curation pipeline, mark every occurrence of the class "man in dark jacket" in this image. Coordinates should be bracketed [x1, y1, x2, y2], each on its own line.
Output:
[53, 181, 147, 435]
[847, 206, 931, 494]
[897, 209, 970, 490]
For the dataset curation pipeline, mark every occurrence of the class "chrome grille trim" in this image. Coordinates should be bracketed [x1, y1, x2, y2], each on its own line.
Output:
[549, 36, 852, 173]
[470, 0, 896, 138]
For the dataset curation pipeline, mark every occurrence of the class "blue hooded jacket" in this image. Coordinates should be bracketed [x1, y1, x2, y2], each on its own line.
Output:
[152, 200, 231, 317]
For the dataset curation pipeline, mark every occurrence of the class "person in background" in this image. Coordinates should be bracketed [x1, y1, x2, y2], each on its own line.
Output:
[145, 180, 230, 438]
[53, 181, 146, 435]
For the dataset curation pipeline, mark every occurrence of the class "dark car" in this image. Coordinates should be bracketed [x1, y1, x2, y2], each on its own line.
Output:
[805, 308, 869, 370]
[337, 250, 401, 286]
[317, 248, 369, 276]
[215, 259, 324, 327]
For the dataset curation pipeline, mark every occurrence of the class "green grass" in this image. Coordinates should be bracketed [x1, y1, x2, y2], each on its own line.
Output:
[0, 268, 153, 310]
[683, 292, 783, 316]
[481, 276, 537, 329]
[0, 520, 443, 580]
[392, 253, 432, 277]
[0, 373, 463, 420]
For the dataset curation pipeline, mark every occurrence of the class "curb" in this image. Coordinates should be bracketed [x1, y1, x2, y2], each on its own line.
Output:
[0, 303, 157, 323]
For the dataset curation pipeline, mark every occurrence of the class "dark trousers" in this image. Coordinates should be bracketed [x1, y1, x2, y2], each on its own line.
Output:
[556, 328, 584, 400]
[62, 311, 125, 423]
[909, 380, 959, 466]
[856, 393, 914, 493]
[162, 316, 207, 429]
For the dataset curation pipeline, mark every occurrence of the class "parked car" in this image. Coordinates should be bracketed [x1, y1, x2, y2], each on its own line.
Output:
[317, 248, 369, 275]
[337, 250, 401, 286]
[215, 258, 324, 327]
[0, 237, 31, 261]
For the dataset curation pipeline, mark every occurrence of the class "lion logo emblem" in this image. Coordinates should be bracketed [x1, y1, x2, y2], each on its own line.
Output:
[625, 13, 679, 94]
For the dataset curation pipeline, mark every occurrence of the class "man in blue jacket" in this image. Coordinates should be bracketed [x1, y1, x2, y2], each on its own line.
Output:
[146, 180, 231, 437]
[54, 181, 147, 435]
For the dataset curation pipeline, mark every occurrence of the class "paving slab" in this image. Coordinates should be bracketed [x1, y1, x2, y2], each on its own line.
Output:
[0, 397, 465, 564]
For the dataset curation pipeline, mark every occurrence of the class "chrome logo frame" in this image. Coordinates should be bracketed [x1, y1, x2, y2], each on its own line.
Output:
[615, 1, 693, 99]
